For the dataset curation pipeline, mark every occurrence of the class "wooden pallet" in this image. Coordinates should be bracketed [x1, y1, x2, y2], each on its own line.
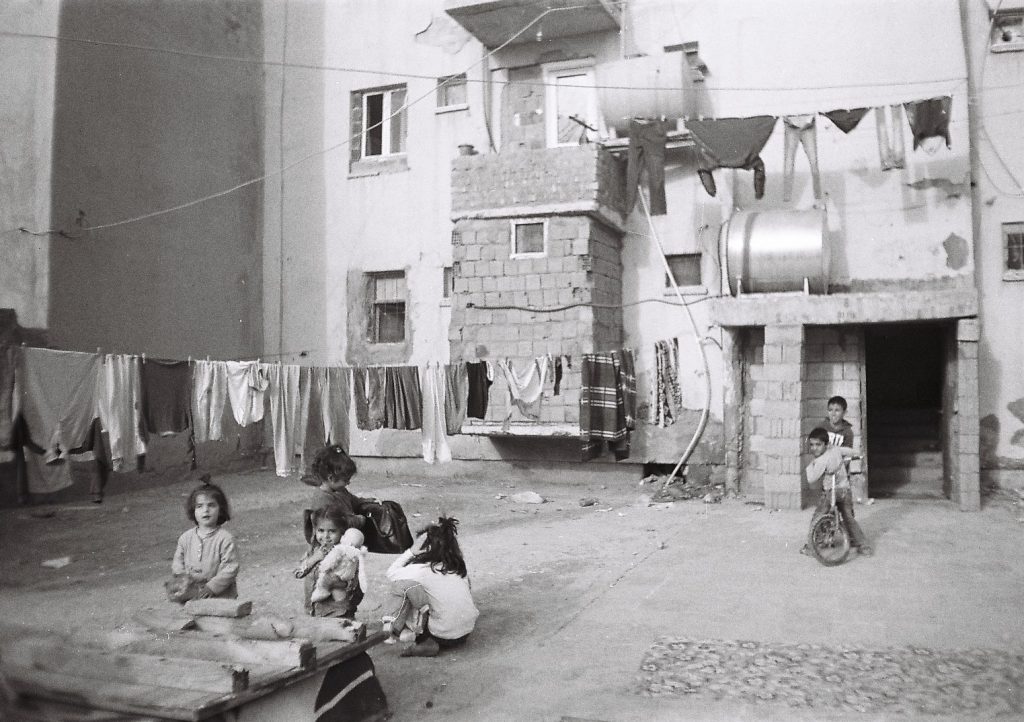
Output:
[0, 610, 382, 722]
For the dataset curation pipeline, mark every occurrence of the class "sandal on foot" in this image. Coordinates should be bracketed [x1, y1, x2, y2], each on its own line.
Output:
[400, 638, 440, 657]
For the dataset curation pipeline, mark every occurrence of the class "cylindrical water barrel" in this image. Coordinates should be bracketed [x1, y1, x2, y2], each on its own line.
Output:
[724, 208, 830, 295]
[596, 54, 688, 135]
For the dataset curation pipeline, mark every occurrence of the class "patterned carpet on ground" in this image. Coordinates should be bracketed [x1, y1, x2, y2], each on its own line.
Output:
[635, 638, 1024, 716]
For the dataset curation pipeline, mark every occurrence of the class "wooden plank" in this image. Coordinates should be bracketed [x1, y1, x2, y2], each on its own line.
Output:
[184, 599, 253, 618]
[190, 615, 365, 644]
[3, 665, 213, 721]
[2, 637, 249, 694]
[190, 632, 388, 721]
[133, 607, 199, 633]
[118, 633, 316, 670]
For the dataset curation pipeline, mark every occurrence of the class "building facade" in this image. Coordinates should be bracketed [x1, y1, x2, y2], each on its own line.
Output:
[2, 0, 1023, 508]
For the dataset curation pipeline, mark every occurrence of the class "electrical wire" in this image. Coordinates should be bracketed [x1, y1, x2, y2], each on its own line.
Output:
[0, 29, 972, 94]
[974, 0, 1024, 197]
[10, 4, 581, 237]
[638, 189, 712, 488]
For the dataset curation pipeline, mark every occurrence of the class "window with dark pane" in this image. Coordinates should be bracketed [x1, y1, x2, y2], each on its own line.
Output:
[356, 85, 407, 159]
[665, 253, 702, 287]
[442, 266, 453, 298]
[1005, 222, 1024, 271]
[514, 222, 545, 255]
[370, 272, 406, 343]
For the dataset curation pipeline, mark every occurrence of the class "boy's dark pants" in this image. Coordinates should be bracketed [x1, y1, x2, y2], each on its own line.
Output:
[812, 487, 868, 548]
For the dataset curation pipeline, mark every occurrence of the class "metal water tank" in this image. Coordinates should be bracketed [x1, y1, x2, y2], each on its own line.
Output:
[724, 208, 830, 295]
[596, 54, 688, 135]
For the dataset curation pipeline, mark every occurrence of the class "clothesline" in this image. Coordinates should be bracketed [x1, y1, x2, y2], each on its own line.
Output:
[0, 341, 687, 499]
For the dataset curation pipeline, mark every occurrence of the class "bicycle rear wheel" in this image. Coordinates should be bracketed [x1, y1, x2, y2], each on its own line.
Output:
[809, 513, 850, 566]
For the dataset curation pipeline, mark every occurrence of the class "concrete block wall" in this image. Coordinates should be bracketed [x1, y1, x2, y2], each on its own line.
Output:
[451, 146, 621, 213]
[758, 325, 807, 510]
[739, 327, 765, 499]
[449, 215, 624, 426]
[953, 318, 981, 510]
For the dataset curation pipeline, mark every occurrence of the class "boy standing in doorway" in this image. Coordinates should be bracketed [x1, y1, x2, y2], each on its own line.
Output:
[823, 395, 854, 448]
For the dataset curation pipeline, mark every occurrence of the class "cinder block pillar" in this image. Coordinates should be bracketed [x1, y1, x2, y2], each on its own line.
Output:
[955, 319, 981, 511]
[722, 329, 743, 495]
[760, 324, 805, 509]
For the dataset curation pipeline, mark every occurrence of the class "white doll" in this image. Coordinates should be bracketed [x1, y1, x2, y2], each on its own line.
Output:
[310, 527, 368, 604]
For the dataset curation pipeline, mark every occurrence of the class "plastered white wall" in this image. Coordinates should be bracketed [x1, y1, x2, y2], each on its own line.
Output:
[0, 0, 59, 329]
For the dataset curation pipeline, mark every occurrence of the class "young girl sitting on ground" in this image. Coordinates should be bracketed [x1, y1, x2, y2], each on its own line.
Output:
[295, 506, 367, 618]
[385, 516, 479, 658]
[167, 478, 239, 602]
[302, 445, 374, 544]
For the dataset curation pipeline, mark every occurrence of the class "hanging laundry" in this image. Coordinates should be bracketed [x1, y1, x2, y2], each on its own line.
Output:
[653, 339, 683, 428]
[384, 366, 422, 430]
[552, 356, 564, 396]
[822, 108, 869, 134]
[0, 345, 15, 459]
[225, 360, 269, 427]
[625, 119, 670, 215]
[16, 347, 101, 494]
[421, 363, 452, 464]
[466, 361, 493, 420]
[904, 96, 952, 154]
[96, 354, 148, 473]
[267, 363, 311, 477]
[312, 366, 350, 449]
[497, 357, 549, 428]
[192, 360, 228, 443]
[444, 363, 468, 435]
[140, 358, 191, 435]
[353, 367, 386, 431]
[611, 349, 637, 431]
[874, 105, 906, 171]
[782, 115, 822, 201]
[685, 116, 777, 200]
[579, 353, 630, 461]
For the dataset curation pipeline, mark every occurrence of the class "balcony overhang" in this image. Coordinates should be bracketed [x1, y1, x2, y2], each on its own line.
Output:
[709, 289, 979, 328]
[444, 0, 621, 49]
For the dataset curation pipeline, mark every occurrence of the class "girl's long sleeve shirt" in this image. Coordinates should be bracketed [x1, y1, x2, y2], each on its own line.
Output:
[172, 526, 239, 597]
[386, 550, 479, 639]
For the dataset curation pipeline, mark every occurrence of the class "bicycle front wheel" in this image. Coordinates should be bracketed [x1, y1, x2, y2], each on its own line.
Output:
[809, 513, 850, 566]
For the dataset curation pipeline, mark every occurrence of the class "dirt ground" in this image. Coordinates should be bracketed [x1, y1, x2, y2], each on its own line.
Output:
[1, 467, 1023, 721]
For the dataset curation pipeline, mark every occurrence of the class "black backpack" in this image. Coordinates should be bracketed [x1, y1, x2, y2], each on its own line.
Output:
[356, 500, 413, 554]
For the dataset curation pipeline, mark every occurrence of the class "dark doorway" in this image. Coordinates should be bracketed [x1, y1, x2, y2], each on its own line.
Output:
[864, 323, 947, 499]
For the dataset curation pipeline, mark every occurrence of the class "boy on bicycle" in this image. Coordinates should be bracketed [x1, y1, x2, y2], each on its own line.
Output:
[801, 427, 873, 557]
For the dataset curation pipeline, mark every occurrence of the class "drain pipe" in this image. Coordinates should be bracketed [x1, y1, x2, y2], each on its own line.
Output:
[638, 189, 712, 487]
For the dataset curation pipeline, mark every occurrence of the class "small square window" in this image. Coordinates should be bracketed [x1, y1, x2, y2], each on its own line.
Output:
[436, 74, 468, 109]
[512, 220, 546, 257]
[369, 272, 406, 343]
[1005, 222, 1024, 280]
[665, 253, 702, 288]
[442, 266, 453, 299]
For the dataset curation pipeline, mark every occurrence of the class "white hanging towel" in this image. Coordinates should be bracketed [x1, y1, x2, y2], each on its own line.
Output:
[420, 362, 452, 464]
[225, 360, 269, 426]
[497, 356, 548, 426]
[267, 363, 311, 477]
[192, 360, 228, 442]
[96, 354, 147, 471]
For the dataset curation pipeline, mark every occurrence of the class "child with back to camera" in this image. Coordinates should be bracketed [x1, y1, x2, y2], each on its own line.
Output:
[167, 477, 239, 602]
[801, 427, 873, 558]
[302, 445, 374, 544]
[385, 516, 479, 658]
[294, 505, 367, 618]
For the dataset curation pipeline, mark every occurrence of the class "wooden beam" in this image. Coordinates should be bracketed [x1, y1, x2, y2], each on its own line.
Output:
[3, 665, 211, 721]
[184, 599, 253, 618]
[2, 637, 250, 694]
[191, 616, 365, 644]
[119, 633, 316, 670]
